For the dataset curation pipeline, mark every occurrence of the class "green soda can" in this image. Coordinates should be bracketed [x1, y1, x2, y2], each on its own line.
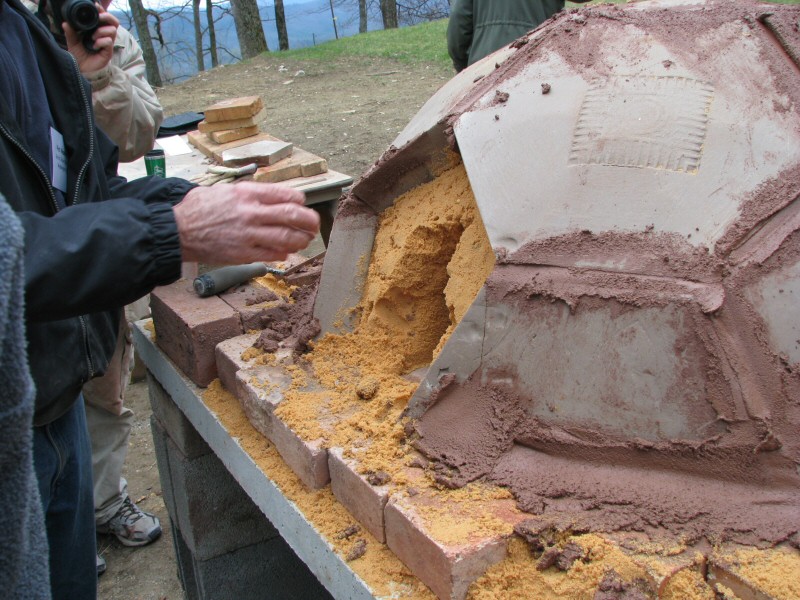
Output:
[144, 149, 166, 177]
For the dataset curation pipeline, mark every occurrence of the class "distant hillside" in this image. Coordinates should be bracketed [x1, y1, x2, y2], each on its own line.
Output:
[117, 1, 393, 82]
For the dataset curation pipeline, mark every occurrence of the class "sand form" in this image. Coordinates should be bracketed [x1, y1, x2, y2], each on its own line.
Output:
[272, 159, 495, 483]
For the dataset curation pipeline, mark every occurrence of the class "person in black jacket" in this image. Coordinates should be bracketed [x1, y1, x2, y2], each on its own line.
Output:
[0, 0, 320, 597]
[447, 0, 590, 72]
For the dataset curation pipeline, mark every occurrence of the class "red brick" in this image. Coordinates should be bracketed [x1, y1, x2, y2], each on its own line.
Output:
[384, 471, 524, 600]
[328, 447, 389, 542]
[215, 333, 260, 394]
[151, 280, 243, 387]
[234, 364, 287, 439]
[219, 283, 284, 332]
[270, 410, 329, 490]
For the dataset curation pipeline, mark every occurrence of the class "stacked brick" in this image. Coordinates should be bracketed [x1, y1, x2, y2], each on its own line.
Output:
[197, 96, 265, 144]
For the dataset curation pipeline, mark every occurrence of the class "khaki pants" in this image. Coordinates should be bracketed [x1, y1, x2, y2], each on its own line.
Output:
[82, 297, 149, 524]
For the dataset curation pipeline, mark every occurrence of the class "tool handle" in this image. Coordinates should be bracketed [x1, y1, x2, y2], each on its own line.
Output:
[193, 262, 268, 297]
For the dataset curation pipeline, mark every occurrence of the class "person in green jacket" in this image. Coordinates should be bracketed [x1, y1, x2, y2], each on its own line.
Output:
[447, 0, 590, 72]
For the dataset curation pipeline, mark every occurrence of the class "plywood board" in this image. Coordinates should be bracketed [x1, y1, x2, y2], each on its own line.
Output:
[253, 148, 328, 184]
[187, 130, 284, 163]
[204, 96, 263, 122]
[210, 125, 260, 144]
[220, 140, 294, 167]
[198, 109, 266, 134]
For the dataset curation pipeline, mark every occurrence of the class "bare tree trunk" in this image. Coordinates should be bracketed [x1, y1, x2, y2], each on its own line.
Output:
[206, 0, 218, 67]
[380, 0, 398, 29]
[231, 0, 268, 59]
[129, 0, 162, 87]
[359, 0, 367, 33]
[192, 0, 204, 72]
[328, 0, 339, 40]
[274, 0, 289, 51]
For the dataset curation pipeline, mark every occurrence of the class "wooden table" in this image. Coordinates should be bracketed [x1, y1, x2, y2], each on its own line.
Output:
[118, 136, 353, 246]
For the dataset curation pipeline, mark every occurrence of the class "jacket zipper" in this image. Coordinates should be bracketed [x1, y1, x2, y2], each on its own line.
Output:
[68, 52, 97, 379]
[0, 51, 98, 381]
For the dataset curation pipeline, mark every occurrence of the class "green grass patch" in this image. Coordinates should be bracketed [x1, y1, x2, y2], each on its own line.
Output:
[274, 19, 450, 66]
[272, 0, 800, 68]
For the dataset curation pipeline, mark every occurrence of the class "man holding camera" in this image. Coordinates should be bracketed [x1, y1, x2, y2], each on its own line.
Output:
[0, 1, 320, 598]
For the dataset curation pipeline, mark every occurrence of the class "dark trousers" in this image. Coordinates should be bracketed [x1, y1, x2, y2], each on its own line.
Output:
[33, 398, 97, 600]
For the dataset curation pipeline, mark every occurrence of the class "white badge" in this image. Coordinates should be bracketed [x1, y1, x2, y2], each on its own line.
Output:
[50, 127, 67, 193]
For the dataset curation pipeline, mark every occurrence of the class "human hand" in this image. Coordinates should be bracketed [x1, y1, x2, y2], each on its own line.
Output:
[63, 3, 118, 74]
[173, 182, 321, 264]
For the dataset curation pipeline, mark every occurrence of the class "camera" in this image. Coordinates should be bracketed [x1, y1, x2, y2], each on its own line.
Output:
[49, 0, 99, 52]
[61, 0, 98, 32]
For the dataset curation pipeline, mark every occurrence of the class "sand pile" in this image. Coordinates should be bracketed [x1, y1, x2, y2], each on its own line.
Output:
[271, 158, 494, 480]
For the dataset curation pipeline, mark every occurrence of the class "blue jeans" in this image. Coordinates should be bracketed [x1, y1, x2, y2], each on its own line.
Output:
[33, 397, 97, 600]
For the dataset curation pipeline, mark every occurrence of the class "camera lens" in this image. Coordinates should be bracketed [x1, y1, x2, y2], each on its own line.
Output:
[61, 0, 99, 32]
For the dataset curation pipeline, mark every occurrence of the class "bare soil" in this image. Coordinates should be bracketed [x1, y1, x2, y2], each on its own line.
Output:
[99, 54, 453, 600]
[156, 54, 454, 179]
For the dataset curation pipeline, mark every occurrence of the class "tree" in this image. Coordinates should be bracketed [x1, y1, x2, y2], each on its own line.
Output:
[206, 0, 219, 67]
[275, 0, 289, 51]
[230, 0, 268, 59]
[192, 0, 204, 71]
[129, 0, 162, 87]
[359, 0, 367, 33]
[379, 0, 397, 29]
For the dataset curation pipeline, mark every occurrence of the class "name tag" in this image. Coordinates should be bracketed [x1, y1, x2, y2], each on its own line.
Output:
[50, 127, 67, 193]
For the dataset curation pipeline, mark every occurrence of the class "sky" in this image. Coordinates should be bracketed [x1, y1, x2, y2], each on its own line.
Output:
[110, 0, 313, 13]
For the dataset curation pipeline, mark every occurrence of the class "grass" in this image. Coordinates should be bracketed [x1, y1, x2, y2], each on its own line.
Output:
[271, 0, 800, 68]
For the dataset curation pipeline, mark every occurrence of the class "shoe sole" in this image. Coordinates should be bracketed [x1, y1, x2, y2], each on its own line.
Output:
[101, 525, 163, 548]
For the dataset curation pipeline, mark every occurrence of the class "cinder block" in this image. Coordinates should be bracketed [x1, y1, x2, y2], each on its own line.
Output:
[219, 284, 283, 332]
[190, 531, 334, 600]
[328, 447, 389, 542]
[147, 372, 210, 459]
[170, 519, 198, 599]
[384, 474, 523, 600]
[150, 415, 178, 519]
[215, 333, 260, 395]
[150, 280, 243, 387]
[165, 432, 278, 561]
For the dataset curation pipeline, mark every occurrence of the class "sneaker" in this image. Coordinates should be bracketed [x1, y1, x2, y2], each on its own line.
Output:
[96, 554, 106, 577]
[96, 496, 162, 547]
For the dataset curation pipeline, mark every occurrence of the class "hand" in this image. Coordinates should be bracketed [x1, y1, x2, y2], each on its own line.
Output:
[173, 182, 321, 264]
[63, 3, 118, 74]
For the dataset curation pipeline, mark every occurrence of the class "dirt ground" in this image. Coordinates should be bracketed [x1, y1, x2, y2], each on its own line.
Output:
[98, 54, 454, 600]
[156, 54, 455, 180]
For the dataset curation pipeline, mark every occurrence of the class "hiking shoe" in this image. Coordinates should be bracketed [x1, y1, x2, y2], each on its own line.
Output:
[96, 554, 106, 577]
[96, 496, 162, 547]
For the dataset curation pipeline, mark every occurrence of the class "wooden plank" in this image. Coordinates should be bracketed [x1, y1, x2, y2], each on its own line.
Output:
[253, 148, 328, 184]
[220, 140, 294, 167]
[210, 125, 260, 144]
[187, 130, 284, 162]
[197, 109, 266, 134]
[204, 96, 264, 122]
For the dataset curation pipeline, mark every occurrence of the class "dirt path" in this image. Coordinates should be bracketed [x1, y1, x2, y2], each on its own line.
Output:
[99, 54, 453, 600]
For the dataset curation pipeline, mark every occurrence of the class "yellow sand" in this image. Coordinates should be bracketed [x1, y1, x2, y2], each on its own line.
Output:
[273, 158, 495, 484]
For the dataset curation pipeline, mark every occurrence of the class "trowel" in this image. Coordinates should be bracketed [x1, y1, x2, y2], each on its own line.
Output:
[193, 251, 325, 297]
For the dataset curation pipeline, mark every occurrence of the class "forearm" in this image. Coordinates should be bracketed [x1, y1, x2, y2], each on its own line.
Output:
[20, 200, 181, 321]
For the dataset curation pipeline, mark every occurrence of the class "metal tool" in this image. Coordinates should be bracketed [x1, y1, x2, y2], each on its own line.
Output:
[193, 251, 326, 297]
[193, 262, 269, 297]
[263, 251, 326, 278]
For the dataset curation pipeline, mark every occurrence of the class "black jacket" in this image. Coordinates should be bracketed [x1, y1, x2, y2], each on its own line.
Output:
[0, 0, 194, 426]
